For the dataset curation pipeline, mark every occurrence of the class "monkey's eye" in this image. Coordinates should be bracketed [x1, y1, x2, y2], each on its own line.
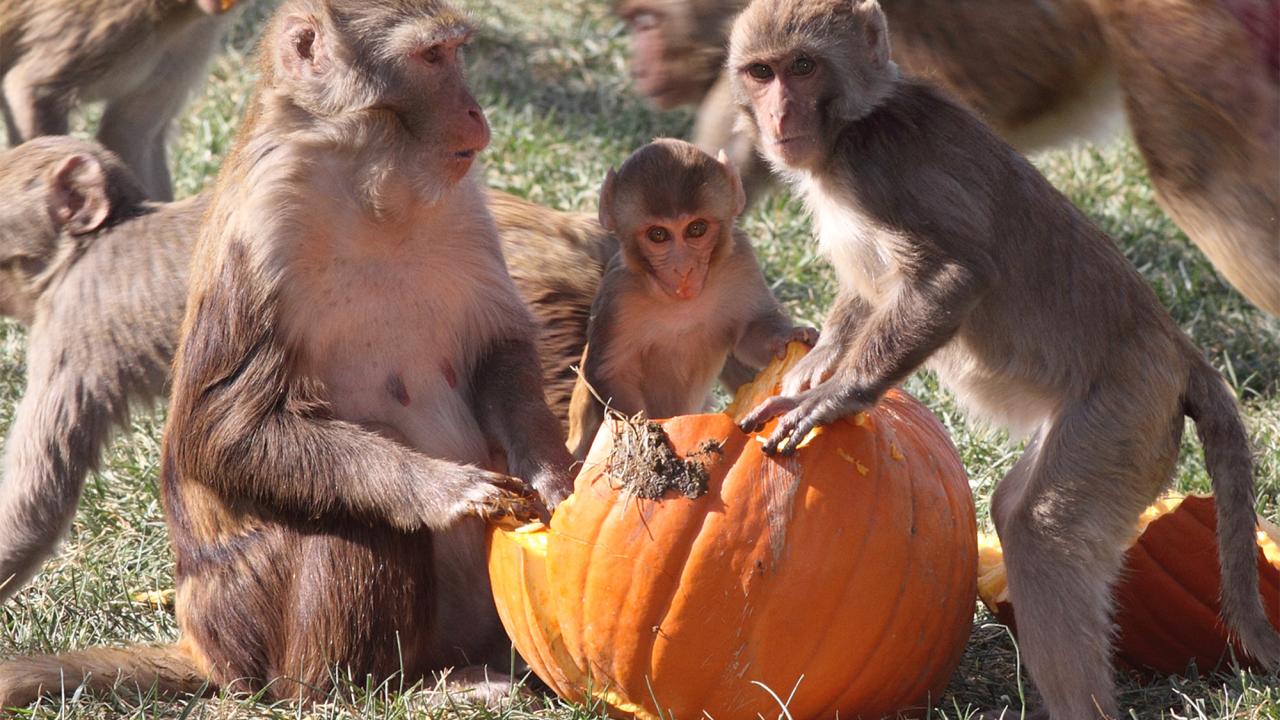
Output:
[646, 227, 671, 243]
[686, 220, 708, 238]
[791, 57, 816, 76]
[747, 64, 774, 81]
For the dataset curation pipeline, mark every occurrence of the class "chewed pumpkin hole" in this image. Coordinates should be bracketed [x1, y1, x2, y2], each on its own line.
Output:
[605, 412, 722, 500]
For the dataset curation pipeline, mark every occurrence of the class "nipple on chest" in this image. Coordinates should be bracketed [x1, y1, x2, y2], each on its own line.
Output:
[386, 373, 411, 406]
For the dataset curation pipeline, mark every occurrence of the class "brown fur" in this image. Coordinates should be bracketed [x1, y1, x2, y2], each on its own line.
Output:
[0, 137, 609, 608]
[566, 139, 810, 458]
[0, 136, 199, 605]
[729, 1, 1280, 717]
[1093, 0, 1279, 314]
[0, 0, 244, 200]
[0, 0, 579, 707]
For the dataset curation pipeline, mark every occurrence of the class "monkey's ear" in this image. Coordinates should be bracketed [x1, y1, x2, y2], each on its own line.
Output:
[717, 149, 747, 218]
[195, 0, 236, 15]
[851, 0, 892, 69]
[279, 15, 331, 80]
[49, 155, 111, 236]
[598, 168, 619, 233]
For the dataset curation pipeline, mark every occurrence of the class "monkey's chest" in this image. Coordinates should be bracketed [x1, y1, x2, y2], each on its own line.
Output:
[283, 249, 505, 466]
[806, 189, 904, 304]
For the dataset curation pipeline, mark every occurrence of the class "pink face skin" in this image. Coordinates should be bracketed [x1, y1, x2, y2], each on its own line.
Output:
[739, 53, 824, 169]
[635, 214, 720, 300]
[416, 38, 490, 183]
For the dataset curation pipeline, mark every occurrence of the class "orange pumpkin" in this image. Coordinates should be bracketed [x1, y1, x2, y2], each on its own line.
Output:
[978, 494, 1280, 674]
[488, 344, 977, 718]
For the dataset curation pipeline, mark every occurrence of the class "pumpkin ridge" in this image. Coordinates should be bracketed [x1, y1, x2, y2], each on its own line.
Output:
[1120, 543, 1218, 672]
[609, 417, 744, 705]
[826, 427, 928, 715]
[774, 434, 890, 716]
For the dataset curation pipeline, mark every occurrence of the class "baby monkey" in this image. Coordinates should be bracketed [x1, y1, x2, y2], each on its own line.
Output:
[567, 139, 814, 458]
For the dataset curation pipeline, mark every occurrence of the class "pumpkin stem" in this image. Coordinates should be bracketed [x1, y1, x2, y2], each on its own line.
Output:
[606, 413, 721, 500]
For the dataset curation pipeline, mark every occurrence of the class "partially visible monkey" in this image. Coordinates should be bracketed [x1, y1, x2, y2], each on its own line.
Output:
[1093, 0, 1280, 315]
[490, 190, 618, 432]
[565, 139, 813, 459]
[615, 0, 1280, 316]
[0, 136, 200, 606]
[1, 0, 245, 200]
[726, 1, 1280, 717]
[0, 0, 578, 707]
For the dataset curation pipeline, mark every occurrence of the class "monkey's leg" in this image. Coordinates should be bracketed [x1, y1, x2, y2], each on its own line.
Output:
[992, 392, 1181, 719]
[97, 20, 226, 201]
[0, 355, 123, 603]
[1, 65, 69, 141]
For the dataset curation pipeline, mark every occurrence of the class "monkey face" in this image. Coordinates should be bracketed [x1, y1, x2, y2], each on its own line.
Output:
[737, 53, 826, 170]
[632, 215, 720, 300]
[616, 1, 724, 108]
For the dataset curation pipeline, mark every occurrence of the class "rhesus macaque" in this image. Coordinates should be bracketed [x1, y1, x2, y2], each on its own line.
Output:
[0, 137, 610, 607]
[0, 0, 578, 706]
[614, 0, 1280, 316]
[1094, 0, 1280, 315]
[727, 1, 1280, 717]
[0, 136, 200, 606]
[0, 0, 244, 200]
[565, 139, 813, 459]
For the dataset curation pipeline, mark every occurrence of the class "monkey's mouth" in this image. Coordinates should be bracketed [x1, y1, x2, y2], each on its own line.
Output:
[452, 149, 478, 161]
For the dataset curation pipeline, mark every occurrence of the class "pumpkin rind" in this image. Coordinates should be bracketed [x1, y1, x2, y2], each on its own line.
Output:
[489, 345, 978, 718]
[976, 494, 1280, 674]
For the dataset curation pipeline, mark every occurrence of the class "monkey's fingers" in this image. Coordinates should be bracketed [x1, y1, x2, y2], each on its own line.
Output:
[475, 489, 546, 529]
[739, 394, 801, 433]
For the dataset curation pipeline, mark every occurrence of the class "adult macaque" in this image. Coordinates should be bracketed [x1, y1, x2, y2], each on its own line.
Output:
[566, 139, 812, 459]
[727, 1, 1280, 717]
[0, 0, 244, 200]
[0, 138, 612, 607]
[1095, 0, 1280, 314]
[0, 136, 200, 605]
[615, 0, 1280, 315]
[0, 0, 580, 704]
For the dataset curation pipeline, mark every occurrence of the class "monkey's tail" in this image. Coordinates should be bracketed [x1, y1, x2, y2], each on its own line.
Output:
[1185, 361, 1280, 669]
[0, 639, 212, 709]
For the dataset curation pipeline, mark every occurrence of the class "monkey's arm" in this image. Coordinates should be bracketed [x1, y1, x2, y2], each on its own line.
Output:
[743, 258, 990, 453]
[567, 343, 605, 460]
[566, 301, 646, 460]
[733, 303, 817, 371]
[778, 291, 870, 396]
[473, 335, 575, 507]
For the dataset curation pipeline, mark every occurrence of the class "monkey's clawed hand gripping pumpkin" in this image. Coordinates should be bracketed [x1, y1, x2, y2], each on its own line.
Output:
[487, 343, 977, 719]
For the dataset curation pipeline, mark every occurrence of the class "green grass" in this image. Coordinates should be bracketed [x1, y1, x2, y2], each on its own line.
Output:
[2, 0, 1278, 717]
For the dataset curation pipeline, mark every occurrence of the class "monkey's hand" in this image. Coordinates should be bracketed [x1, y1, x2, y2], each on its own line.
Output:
[739, 382, 870, 455]
[780, 339, 841, 395]
[770, 326, 820, 359]
[452, 469, 546, 530]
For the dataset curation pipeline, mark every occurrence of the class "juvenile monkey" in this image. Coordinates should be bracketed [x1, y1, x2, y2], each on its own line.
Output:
[1, 0, 244, 200]
[0, 0, 575, 706]
[727, 1, 1280, 717]
[0, 136, 200, 605]
[566, 139, 812, 458]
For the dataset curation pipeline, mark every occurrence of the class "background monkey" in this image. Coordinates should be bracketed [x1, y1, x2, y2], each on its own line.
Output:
[727, 1, 1280, 718]
[0, 0, 245, 200]
[0, 136, 614, 607]
[0, 136, 200, 606]
[566, 139, 812, 458]
[613, 0, 1280, 316]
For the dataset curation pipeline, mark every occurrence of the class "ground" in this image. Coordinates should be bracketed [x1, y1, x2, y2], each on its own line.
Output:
[0, 1, 1277, 718]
